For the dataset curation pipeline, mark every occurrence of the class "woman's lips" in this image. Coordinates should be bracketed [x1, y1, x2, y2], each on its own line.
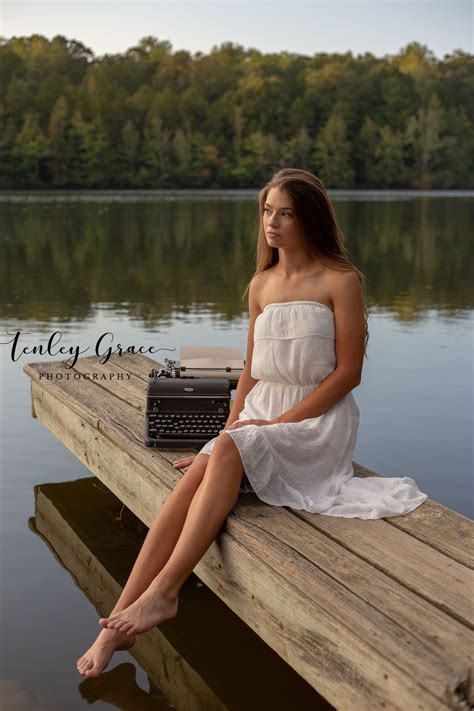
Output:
[267, 231, 280, 237]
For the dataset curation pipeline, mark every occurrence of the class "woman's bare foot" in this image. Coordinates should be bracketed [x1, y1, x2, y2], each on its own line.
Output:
[76, 627, 136, 678]
[99, 582, 178, 636]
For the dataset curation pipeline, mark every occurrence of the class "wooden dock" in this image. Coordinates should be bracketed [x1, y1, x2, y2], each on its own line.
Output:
[24, 354, 473, 710]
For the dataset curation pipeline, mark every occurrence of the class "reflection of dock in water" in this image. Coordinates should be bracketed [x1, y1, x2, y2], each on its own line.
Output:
[29, 477, 328, 710]
[24, 353, 474, 710]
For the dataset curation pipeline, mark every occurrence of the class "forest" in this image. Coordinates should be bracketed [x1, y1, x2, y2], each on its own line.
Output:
[0, 35, 472, 189]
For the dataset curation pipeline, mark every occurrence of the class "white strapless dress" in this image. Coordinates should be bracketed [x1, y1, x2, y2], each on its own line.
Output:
[199, 301, 428, 519]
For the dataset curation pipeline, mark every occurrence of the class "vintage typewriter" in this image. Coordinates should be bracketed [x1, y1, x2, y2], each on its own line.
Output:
[145, 346, 245, 449]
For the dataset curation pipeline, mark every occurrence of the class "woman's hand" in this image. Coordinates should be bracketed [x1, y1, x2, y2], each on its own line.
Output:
[220, 419, 276, 432]
[173, 455, 196, 469]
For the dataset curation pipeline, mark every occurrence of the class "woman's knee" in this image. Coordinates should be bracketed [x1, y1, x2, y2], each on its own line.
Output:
[214, 432, 237, 451]
[208, 433, 242, 466]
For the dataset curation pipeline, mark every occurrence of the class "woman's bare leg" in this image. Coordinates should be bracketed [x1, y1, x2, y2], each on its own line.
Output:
[106, 454, 211, 608]
[76, 453, 210, 677]
[100, 434, 244, 636]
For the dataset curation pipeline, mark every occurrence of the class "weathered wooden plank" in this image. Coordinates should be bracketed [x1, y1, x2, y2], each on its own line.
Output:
[233, 500, 471, 678]
[73, 355, 148, 410]
[23, 359, 472, 709]
[196, 528, 458, 711]
[292, 509, 473, 626]
[349, 462, 473, 570]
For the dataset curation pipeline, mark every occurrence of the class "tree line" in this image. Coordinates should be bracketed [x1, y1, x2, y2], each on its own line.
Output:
[0, 35, 472, 189]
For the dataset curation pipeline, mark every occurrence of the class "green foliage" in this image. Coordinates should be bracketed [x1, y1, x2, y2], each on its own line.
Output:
[12, 112, 50, 186]
[0, 36, 472, 188]
[313, 112, 355, 187]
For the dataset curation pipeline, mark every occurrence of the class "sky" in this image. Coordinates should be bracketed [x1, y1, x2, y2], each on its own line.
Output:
[1, 1, 472, 60]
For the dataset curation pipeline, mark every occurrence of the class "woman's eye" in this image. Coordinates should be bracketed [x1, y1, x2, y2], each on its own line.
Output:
[263, 208, 292, 217]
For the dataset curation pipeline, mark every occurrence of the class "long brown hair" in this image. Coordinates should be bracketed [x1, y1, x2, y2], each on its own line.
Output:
[243, 168, 369, 357]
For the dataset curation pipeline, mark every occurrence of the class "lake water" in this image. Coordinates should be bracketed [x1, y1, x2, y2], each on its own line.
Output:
[0, 190, 472, 710]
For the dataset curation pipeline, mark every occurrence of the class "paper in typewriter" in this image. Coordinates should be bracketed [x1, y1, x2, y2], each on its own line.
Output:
[180, 345, 244, 381]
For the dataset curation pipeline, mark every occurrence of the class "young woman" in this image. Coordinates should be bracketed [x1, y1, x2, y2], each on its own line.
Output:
[77, 168, 428, 678]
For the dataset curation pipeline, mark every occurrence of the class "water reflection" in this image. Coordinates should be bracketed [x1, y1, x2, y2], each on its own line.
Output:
[29, 477, 331, 710]
[1, 192, 472, 323]
[78, 664, 172, 710]
[0, 678, 51, 711]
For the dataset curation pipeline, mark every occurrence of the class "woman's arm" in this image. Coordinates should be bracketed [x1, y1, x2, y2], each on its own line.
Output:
[226, 369, 259, 426]
[275, 270, 365, 423]
[274, 370, 357, 423]
[225, 275, 262, 427]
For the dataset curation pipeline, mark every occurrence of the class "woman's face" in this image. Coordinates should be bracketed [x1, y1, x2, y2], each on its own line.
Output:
[262, 187, 302, 249]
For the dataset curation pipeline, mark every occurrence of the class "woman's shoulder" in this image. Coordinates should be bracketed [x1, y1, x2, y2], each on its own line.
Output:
[326, 267, 364, 310]
[249, 268, 273, 295]
[325, 265, 360, 287]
